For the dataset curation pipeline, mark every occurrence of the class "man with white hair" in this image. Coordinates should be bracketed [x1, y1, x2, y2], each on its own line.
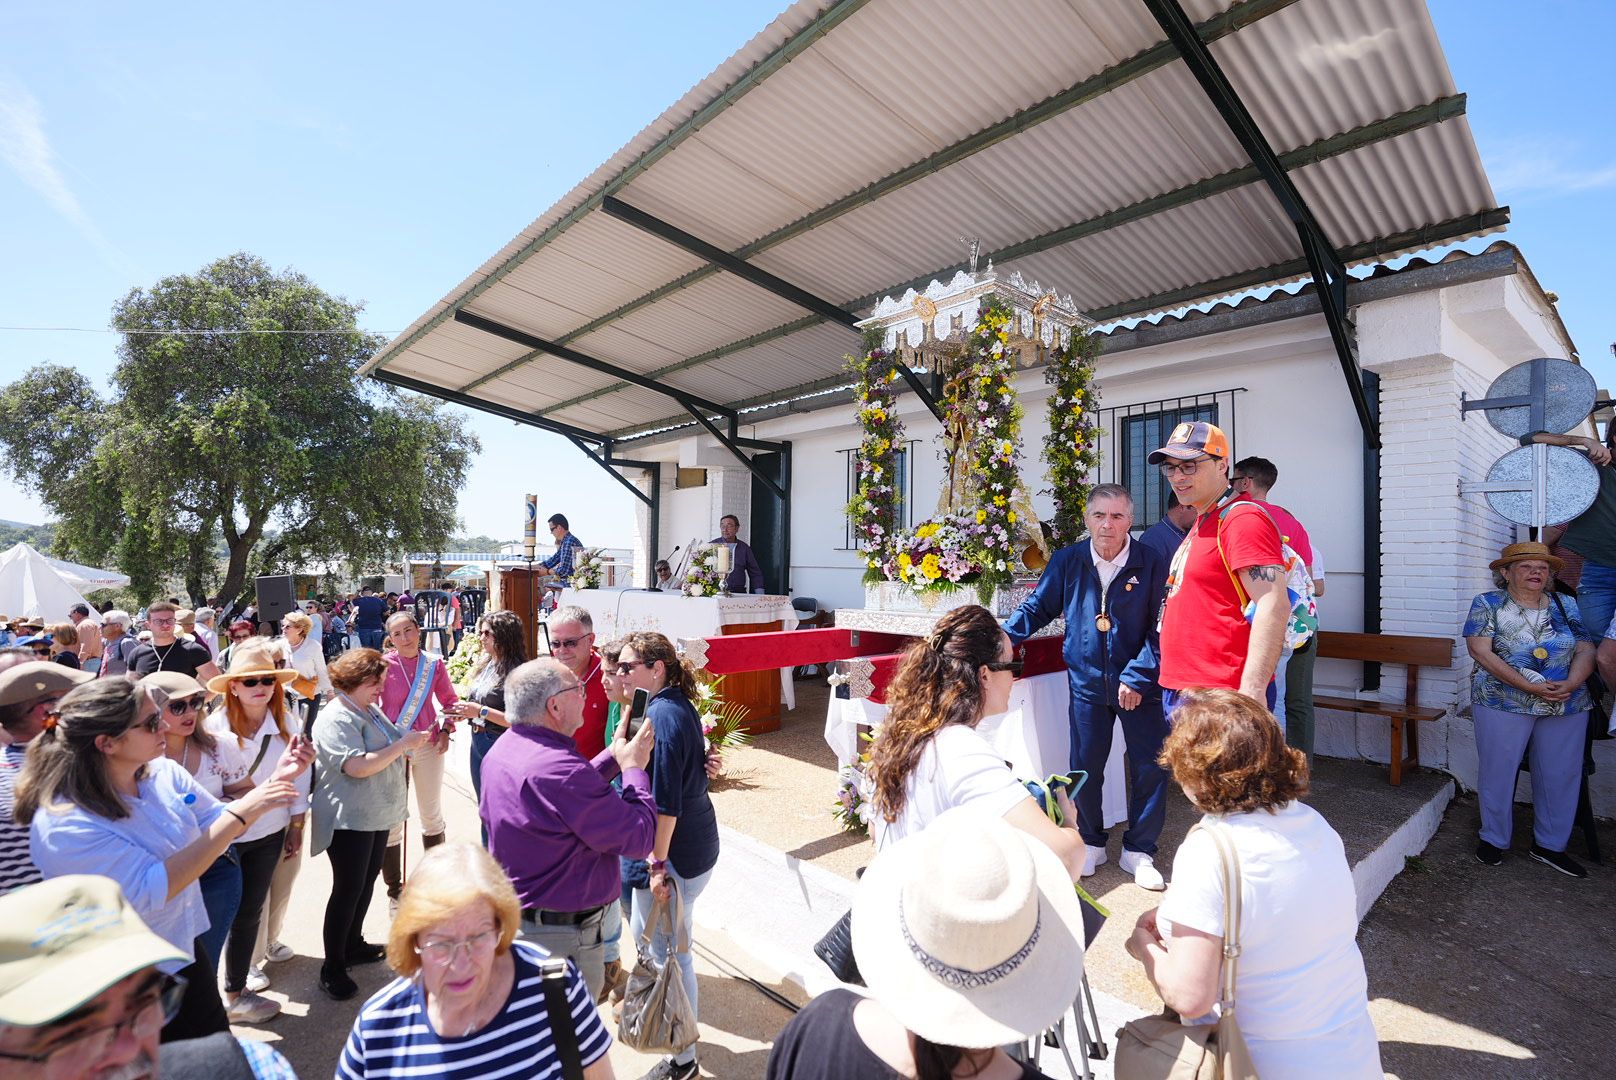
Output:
[97, 611, 137, 679]
[192, 606, 219, 660]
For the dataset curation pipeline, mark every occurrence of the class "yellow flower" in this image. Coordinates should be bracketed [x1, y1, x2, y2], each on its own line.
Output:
[1007, 512, 1017, 524]
[1000, 440, 1014, 455]
[994, 495, 1007, 507]
[976, 510, 987, 524]
[898, 552, 913, 570]
[921, 553, 942, 580]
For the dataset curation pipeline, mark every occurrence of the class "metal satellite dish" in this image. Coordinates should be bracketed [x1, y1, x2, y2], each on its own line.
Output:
[1480, 445, 1598, 527]
[1471, 357, 1597, 439]
[1461, 357, 1603, 531]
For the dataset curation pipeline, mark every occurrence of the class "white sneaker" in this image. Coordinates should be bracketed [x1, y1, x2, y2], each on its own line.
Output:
[226, 991, 282, 1024]
[264, 941, 294, 964]
[1081, 846, 1107, 878]
[245, 966, 270, 993]
[1119, 850, 1167, 891]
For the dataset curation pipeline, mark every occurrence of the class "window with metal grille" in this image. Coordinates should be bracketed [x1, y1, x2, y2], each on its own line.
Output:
[1092, 389, 1244, 530]
[838, 441, 917, 549]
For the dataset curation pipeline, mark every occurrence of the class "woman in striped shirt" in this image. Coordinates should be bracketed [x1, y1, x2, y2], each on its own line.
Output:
[339, 841, 615, 1079]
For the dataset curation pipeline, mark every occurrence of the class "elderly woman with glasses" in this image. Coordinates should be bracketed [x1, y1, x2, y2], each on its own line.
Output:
[339, 842, 613, 1078]
[865, 605, 1086, 879]
[16, 678, 307, 1040]
[203, 643, 313, 1022]
[1463, 541, 1598, 878]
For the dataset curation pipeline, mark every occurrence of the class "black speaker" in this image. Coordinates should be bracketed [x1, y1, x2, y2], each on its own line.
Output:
[255, 574, 298, 624]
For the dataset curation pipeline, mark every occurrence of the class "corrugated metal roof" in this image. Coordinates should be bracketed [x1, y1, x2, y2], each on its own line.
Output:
[365, 0, 1504, 442]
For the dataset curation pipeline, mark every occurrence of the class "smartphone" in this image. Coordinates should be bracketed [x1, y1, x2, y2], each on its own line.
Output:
[625, 687, 650, 740]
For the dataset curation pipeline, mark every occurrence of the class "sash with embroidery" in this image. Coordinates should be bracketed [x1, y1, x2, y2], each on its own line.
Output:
[395, 652, 441, 731]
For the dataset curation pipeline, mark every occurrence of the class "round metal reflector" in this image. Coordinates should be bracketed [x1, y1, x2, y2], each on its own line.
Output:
[1480, 357, 1596, 438]
[1483, 445, 1599, 526]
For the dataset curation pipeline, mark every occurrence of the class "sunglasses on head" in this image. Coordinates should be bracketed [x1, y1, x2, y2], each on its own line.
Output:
[234, 676, 279, 688]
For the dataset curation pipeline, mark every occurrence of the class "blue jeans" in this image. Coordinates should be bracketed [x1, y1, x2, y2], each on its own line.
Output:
[1164, 681, 1276, 721]
[356, 629, 384, 650]
[470, 726, 505, 843]
[1574, 561, 1616, 641]
[198, 851, 243, 973]
[632, 865, 714, 1066]
[1068, 682, 1170, 857]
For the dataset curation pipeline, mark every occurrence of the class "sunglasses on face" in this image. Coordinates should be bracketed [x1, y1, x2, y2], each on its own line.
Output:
[984, 660, 1024, 675]
[28, 645, 50, 654]
[615, 660, 651, 676]
[235, 676, 278, 688]
[165, 698, 203, 717]
[552, 636, 587, 650]
[126, 713, 164, 736]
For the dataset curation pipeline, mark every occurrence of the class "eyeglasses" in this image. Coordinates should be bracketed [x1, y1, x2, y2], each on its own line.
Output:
[1158, 457, 1211, 476]
[548, 682, 584, 703]
[614, 660, 652, 676]
[28, 645, 51, 654]
[0, 975, 184, 1065]
[984, 660, 1024, 675]
[125, 712, 164, 736]
[235, 676, 278, 688]
[551, 636, 588, 650]
[165, 698, 203, 717]
[414, 928, 499, 966]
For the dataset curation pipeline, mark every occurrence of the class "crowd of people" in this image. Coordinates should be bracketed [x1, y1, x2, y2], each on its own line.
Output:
[1, 418, 1609, 1080]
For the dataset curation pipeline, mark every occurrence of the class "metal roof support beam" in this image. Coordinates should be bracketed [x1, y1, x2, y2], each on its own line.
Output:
[602, 196, 860, 329]
[683, 406, 787, 502]
[543, 95, 1467, 422]
[370, 370, 605, 444]
[1142, 0, 1375, 445]
[452, 309, 736, 421]
[565, 437, 654, 507]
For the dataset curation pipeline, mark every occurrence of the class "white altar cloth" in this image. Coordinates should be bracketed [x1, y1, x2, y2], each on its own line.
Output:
[560, 588, 800, 708]
[823, 670, 1127, 828]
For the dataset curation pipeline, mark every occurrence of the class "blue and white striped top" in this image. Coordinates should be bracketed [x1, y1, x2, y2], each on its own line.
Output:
[337, 940, 611, 1079]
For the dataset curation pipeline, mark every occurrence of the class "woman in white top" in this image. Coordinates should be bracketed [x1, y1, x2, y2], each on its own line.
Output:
[1126, 689, 1382, 1079]
[865, 604, 1085, 880]
[280, 610, 333, 699]
[204, 642, 309, 1024]
[18, 678, 306, 1040]
[148, 670, 252, 986]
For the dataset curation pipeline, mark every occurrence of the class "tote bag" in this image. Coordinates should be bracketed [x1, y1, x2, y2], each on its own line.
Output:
[618, 884, 700, 1055]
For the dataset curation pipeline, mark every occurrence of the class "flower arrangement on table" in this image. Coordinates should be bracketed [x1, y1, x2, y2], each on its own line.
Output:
[570, 547, 607, 590]
[446, 631, 482, 692]
[845, 334, 907, 583]
[885, 511, 998, 593]
[684, 544, 725, 597]
[1041, 326, 1102, 547]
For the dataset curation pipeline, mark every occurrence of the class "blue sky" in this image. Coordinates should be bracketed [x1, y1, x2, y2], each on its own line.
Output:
[2, 1, 1611, 549]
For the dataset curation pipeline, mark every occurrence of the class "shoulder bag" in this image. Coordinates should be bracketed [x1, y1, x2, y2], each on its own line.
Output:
[618, 881, 700, 1055]
[1114, 821, 1259, 1080]
[538, 957, 587, 1080]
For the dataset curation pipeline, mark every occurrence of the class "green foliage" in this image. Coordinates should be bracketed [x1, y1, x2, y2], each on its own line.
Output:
[0, 519, 56, 552]
[845, 331, 906, 581]
[0, 252, 480, 606]
[1041, 327, 1102, 547]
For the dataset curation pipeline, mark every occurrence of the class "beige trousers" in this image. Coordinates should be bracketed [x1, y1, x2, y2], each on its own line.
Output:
[252, 838, 304, 965]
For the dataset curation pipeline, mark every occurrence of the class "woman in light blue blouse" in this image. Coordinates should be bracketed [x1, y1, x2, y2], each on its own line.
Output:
[1463, 542, 1595, 878]
[16, 678, 307, 1040]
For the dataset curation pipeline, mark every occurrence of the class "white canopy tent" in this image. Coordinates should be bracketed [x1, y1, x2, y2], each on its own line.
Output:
[0, 544, 106, 625]
[35, 550, 130, 594]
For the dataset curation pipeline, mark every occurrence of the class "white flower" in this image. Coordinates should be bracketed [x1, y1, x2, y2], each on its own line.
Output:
[688, 585, 706, 597]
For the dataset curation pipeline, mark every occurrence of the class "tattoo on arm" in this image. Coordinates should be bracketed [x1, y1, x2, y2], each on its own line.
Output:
[1243, 565, 1282, 583]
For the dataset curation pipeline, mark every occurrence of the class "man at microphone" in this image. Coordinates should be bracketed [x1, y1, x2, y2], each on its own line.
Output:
[711, 514, 765, 594]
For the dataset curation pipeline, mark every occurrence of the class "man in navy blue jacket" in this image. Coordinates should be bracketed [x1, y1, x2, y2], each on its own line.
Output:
[1004, 484, 1170, 889]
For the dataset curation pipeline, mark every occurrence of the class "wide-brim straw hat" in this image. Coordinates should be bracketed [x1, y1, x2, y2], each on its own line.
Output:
[1489, 541, 1563, 574]
[206, 641, 297, 695]
[851, 808, 1085, 1049]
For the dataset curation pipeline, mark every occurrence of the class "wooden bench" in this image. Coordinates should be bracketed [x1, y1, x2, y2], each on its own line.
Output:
[1311, 631, 1456, 786]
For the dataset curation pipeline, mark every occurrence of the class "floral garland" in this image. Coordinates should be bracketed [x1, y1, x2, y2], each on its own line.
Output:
[943, 296, 1022, 590]
[446, 632, 482, 690]
[1041, 327, 1102, 547]
[692, 675, 752, 757]
[570, 547, 606, 590]
[831, 732, 876, 834]
[684, 544, 725, 597]
[845, 333, 906, 582]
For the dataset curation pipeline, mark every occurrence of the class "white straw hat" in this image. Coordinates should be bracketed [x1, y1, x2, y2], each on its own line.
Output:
[851, 808, 1085, 1049]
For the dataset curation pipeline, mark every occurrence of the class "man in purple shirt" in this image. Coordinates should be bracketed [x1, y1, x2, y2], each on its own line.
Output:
[478, 657, 656, 998]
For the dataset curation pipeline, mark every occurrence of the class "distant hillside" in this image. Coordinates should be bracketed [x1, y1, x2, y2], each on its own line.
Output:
[0, 519, 56, 551]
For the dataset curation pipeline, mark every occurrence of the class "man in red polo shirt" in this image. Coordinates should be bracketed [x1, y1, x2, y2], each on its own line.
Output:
[547, 605, 609, 758]
[1152, 422, 1291, 717]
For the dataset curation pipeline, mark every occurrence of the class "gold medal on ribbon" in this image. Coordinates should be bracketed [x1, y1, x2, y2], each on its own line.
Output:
[1532, 646, 1549, 660]
[1095, 614, 1112, 633]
